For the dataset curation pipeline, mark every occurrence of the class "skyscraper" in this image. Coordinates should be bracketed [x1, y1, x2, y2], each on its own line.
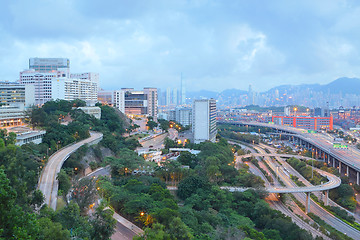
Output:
[173, 88, 178, 106]
[192, 99, 217, 143]
[166, 87, 171, 106]
[181, 73, 186, 105]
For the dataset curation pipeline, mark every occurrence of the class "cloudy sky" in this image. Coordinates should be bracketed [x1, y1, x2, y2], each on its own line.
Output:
[1, 0, 360, 92]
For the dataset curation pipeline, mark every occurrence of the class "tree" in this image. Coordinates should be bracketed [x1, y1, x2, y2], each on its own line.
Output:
[71, 177, 97, 211]
[134, 223, 170, 240]
[158, 119, 170, 132]
[29, 107, 47, 129]
[177, 175, 211, 200]
[168, 217, 193, 239]
[56, 202, 92, 239]
[30, 190, 44, 209]
[146, 120, 158, 131]
[0, 169, 40, 239]
[90, 205, 116, 240]
[106, 149, 145, 177]
[38, 217, 70, 240]
[178, 151, 198, 168]
[57, 170, 71, 199]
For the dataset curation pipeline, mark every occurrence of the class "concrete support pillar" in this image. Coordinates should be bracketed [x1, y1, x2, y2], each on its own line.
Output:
[306, 192, 311, 214]
[339, 162, 342, 174]
[332, 157, 335, 168]
[357, 172, 359, 185]
[324, 190, 329, 206]
[346, 166, 349, 177]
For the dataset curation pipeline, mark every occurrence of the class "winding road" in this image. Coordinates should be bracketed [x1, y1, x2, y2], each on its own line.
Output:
[38, 131, 103, 210]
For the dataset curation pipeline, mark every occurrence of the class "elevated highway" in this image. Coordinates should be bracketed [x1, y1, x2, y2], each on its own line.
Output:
[221, 120, 360, 184]
[38, 131, 103, 210]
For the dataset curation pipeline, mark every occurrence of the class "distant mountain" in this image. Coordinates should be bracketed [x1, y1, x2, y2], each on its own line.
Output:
[322, 77, 360, 94]
[187, 77, 360, 102]
[219, 88, 247, 96]
[267, 77, 360, 95]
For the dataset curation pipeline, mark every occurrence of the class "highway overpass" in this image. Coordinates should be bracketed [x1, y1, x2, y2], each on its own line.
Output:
[221, 120, 360, 185]
[38, 131, 103, 210]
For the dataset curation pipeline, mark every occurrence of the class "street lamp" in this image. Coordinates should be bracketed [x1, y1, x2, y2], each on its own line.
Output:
[294, 107, 297, 117]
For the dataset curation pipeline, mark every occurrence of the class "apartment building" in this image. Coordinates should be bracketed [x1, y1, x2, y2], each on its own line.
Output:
[192, 99, 217, 143]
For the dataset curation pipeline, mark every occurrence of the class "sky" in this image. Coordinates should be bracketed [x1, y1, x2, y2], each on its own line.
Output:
[1, 0, 360, 92]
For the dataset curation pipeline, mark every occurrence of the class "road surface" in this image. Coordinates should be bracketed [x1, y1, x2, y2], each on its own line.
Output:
[137, 132, 168, 151]
[253, 144, 360, 239]
[38, 131, 103, 210]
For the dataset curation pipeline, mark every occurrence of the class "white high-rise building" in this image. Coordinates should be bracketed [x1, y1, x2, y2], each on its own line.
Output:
[51, 77, 98, 104]
[70, 72, 99, 85]
[21, 58, 99, 105]
[192, 99, 217, 143]
[19, 69, 66, 105]
[113, 90, 126, 113]
[175, 107, 192, 126]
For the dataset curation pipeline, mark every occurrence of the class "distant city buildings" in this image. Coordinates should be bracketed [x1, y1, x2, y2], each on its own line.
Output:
[175, 107, 192, 127]
[192, 99, 217, 143]
[165, 107, 192, 127]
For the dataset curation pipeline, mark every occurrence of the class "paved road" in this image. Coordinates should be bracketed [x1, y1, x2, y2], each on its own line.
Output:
[227, 153, 341, 194]
[137, 132, 168, 151]
[111, 222, 137, 240]
[224, 120, 360, 172]
[38, 131, 103, 210]
[253, 144, 360, 239]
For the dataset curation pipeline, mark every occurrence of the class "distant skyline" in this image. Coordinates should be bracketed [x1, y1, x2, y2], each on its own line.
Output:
[1, 0, 360, 91]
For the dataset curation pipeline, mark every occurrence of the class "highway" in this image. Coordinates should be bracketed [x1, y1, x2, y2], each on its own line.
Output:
[38, 131, 103, 210]
[254, 144, 360, 239]
[231, 120, 360, 173]
[138, 132, 168, 151]
[227, 152, 341, 194]
[224, 142, 329, 239]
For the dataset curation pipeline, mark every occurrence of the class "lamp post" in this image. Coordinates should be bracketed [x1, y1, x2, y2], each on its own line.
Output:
[258, 128, 261, 143]
[294, 107, 298, 117]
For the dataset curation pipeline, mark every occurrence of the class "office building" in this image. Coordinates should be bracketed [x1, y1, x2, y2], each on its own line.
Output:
[173, 88, 178, 106]
[99, 88, 158, 120]
[192, 99, 217, 143]
[144, 88, 158, 121]
[20, 69, 66, 105]
[166, 87, 171, 106]
[175, 107, 192, 126]
[180, 73, 186, 105]
[15, 130, 46, 146]
[78, 106, 101, 119]
[29, 57, 70, 77]
[21, 58, 99, 105]
[51, 77, 98, 104]
[0, 82, 35, 128]
[272, 115, 333, 131]
[0, 82, 35, 107]
[70, 72, 99, 85]
[97, 90, 115, 106]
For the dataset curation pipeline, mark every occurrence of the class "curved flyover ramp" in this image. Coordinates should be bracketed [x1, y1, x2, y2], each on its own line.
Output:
[38, 131, 103, 210]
